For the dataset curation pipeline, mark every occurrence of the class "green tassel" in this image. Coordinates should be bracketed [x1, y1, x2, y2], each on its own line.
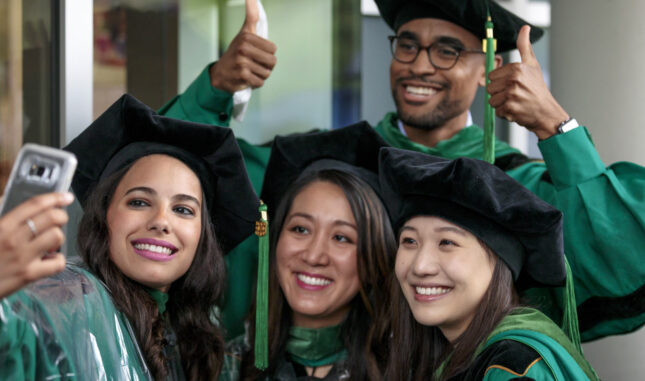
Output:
[561, 256, 583, 354]
[254, 201, 269, 370]
[483, 5, 496, 164]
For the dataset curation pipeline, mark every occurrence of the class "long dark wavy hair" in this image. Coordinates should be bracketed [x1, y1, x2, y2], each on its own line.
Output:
[385, 241, 520, 381]
[77, 161, 227, 380]
[239, 169, 396, 380]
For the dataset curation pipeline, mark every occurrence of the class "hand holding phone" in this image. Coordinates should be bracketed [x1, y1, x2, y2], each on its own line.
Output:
[0, 144, 77, 299]
[0, 192, 74, 299]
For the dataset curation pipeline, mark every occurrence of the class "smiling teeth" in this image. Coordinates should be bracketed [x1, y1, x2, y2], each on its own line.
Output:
[134, 243, 173, 255]
[406, 85, 437, 95]
[416, 286, 450, 295]
[297, 274, 332, 286]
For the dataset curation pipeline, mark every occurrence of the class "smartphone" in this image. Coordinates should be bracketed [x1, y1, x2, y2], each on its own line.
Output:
[0, 144, 77, 216]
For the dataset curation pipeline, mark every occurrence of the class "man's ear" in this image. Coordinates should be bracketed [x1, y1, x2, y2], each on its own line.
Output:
[478, 54, 503, 87]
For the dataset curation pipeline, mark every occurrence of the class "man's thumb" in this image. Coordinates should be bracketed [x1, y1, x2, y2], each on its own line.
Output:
[517, 25, 537, 65]
[242, 0, 259, 34]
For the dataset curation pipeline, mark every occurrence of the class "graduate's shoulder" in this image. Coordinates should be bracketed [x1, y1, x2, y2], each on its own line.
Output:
[449, 339, 544, 381]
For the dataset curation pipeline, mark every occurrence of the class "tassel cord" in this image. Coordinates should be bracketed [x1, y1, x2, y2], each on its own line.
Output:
[254, 202, 270, 370]
[483, 4, 497, 164]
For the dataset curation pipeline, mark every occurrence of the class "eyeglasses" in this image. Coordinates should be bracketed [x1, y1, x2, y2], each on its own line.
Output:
[388, 36, 484, 70]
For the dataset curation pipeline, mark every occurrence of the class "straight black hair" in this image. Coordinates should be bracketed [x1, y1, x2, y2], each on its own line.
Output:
[240, 169, 396, 380]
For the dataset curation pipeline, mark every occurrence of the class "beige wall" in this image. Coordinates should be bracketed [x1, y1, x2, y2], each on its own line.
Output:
[551, 0, 645, 166]
[551, 1, 645, 379]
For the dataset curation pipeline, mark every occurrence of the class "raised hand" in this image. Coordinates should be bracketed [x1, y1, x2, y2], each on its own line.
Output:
[0, 192, 73, 299]
[487, 25, 569, 139]
[209, 0, 277, 93]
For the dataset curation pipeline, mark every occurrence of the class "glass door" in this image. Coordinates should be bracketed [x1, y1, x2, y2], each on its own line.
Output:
[0, 0, 60, 189]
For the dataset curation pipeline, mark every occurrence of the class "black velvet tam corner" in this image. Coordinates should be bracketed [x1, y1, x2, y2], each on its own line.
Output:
[260, 121, 390, 220]
[64, 94, 259, 254]
[375, 0, 543, 53]
[378, 147, 564, 289]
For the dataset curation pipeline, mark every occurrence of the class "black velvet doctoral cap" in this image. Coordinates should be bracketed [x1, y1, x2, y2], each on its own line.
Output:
[64, 94, 259, 254]
[375, 0, 543, 53]
[378, 147, 565, 289]
[260, 121, 390, 220]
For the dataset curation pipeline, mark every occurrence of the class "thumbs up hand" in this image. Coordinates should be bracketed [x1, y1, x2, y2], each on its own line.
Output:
[487, 25, 568, 139]
[210, 0, 277, 93]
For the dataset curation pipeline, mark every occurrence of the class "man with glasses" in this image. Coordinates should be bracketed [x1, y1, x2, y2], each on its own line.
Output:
[376, 0, 569, 158]
[160, 0, 645, 344]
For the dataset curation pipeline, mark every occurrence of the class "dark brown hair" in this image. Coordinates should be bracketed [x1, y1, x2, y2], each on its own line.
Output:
[385, 241, 519, 381]
[77, 161, 227, 380]
[240, 169, 396, 380]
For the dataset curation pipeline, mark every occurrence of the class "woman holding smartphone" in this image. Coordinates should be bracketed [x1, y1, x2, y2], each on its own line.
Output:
[0, 94, 258, 380]
[221, 124, 396, 381]
[379, 148, 599, 381]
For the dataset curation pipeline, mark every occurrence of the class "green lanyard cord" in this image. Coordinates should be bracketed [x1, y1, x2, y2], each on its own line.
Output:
[483, 3, 497, 164]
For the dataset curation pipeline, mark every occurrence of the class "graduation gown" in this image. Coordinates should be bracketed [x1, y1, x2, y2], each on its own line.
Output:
[159, 65, 645, 342]
[447, 308, 598, 381]
[0, 263, 183, 380]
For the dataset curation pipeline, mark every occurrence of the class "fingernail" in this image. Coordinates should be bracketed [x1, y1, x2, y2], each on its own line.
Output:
[62, 192, 74, 203]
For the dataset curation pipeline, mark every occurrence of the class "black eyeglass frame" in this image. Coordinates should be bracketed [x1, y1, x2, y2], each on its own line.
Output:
[388, 35, 485, 70]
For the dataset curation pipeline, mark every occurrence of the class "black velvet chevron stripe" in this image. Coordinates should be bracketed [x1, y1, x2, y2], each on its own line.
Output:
[577, 283, 645, 334]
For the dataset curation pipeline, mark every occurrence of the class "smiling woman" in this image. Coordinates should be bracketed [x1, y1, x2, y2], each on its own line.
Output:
[221, 123, 396, 381]
[276, 180, 361, 330]
[106, 155, 202, 292]
[0, 94, 259, 380]
[77, 153, 214, 380]
[379, 147, 599, 381]
[395, 216, 496, 343]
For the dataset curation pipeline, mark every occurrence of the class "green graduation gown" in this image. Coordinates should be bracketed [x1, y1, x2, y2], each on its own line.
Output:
[461, 308, 599, 381]
[0, 264, 153, 380]
[159, 65, 645, 342]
